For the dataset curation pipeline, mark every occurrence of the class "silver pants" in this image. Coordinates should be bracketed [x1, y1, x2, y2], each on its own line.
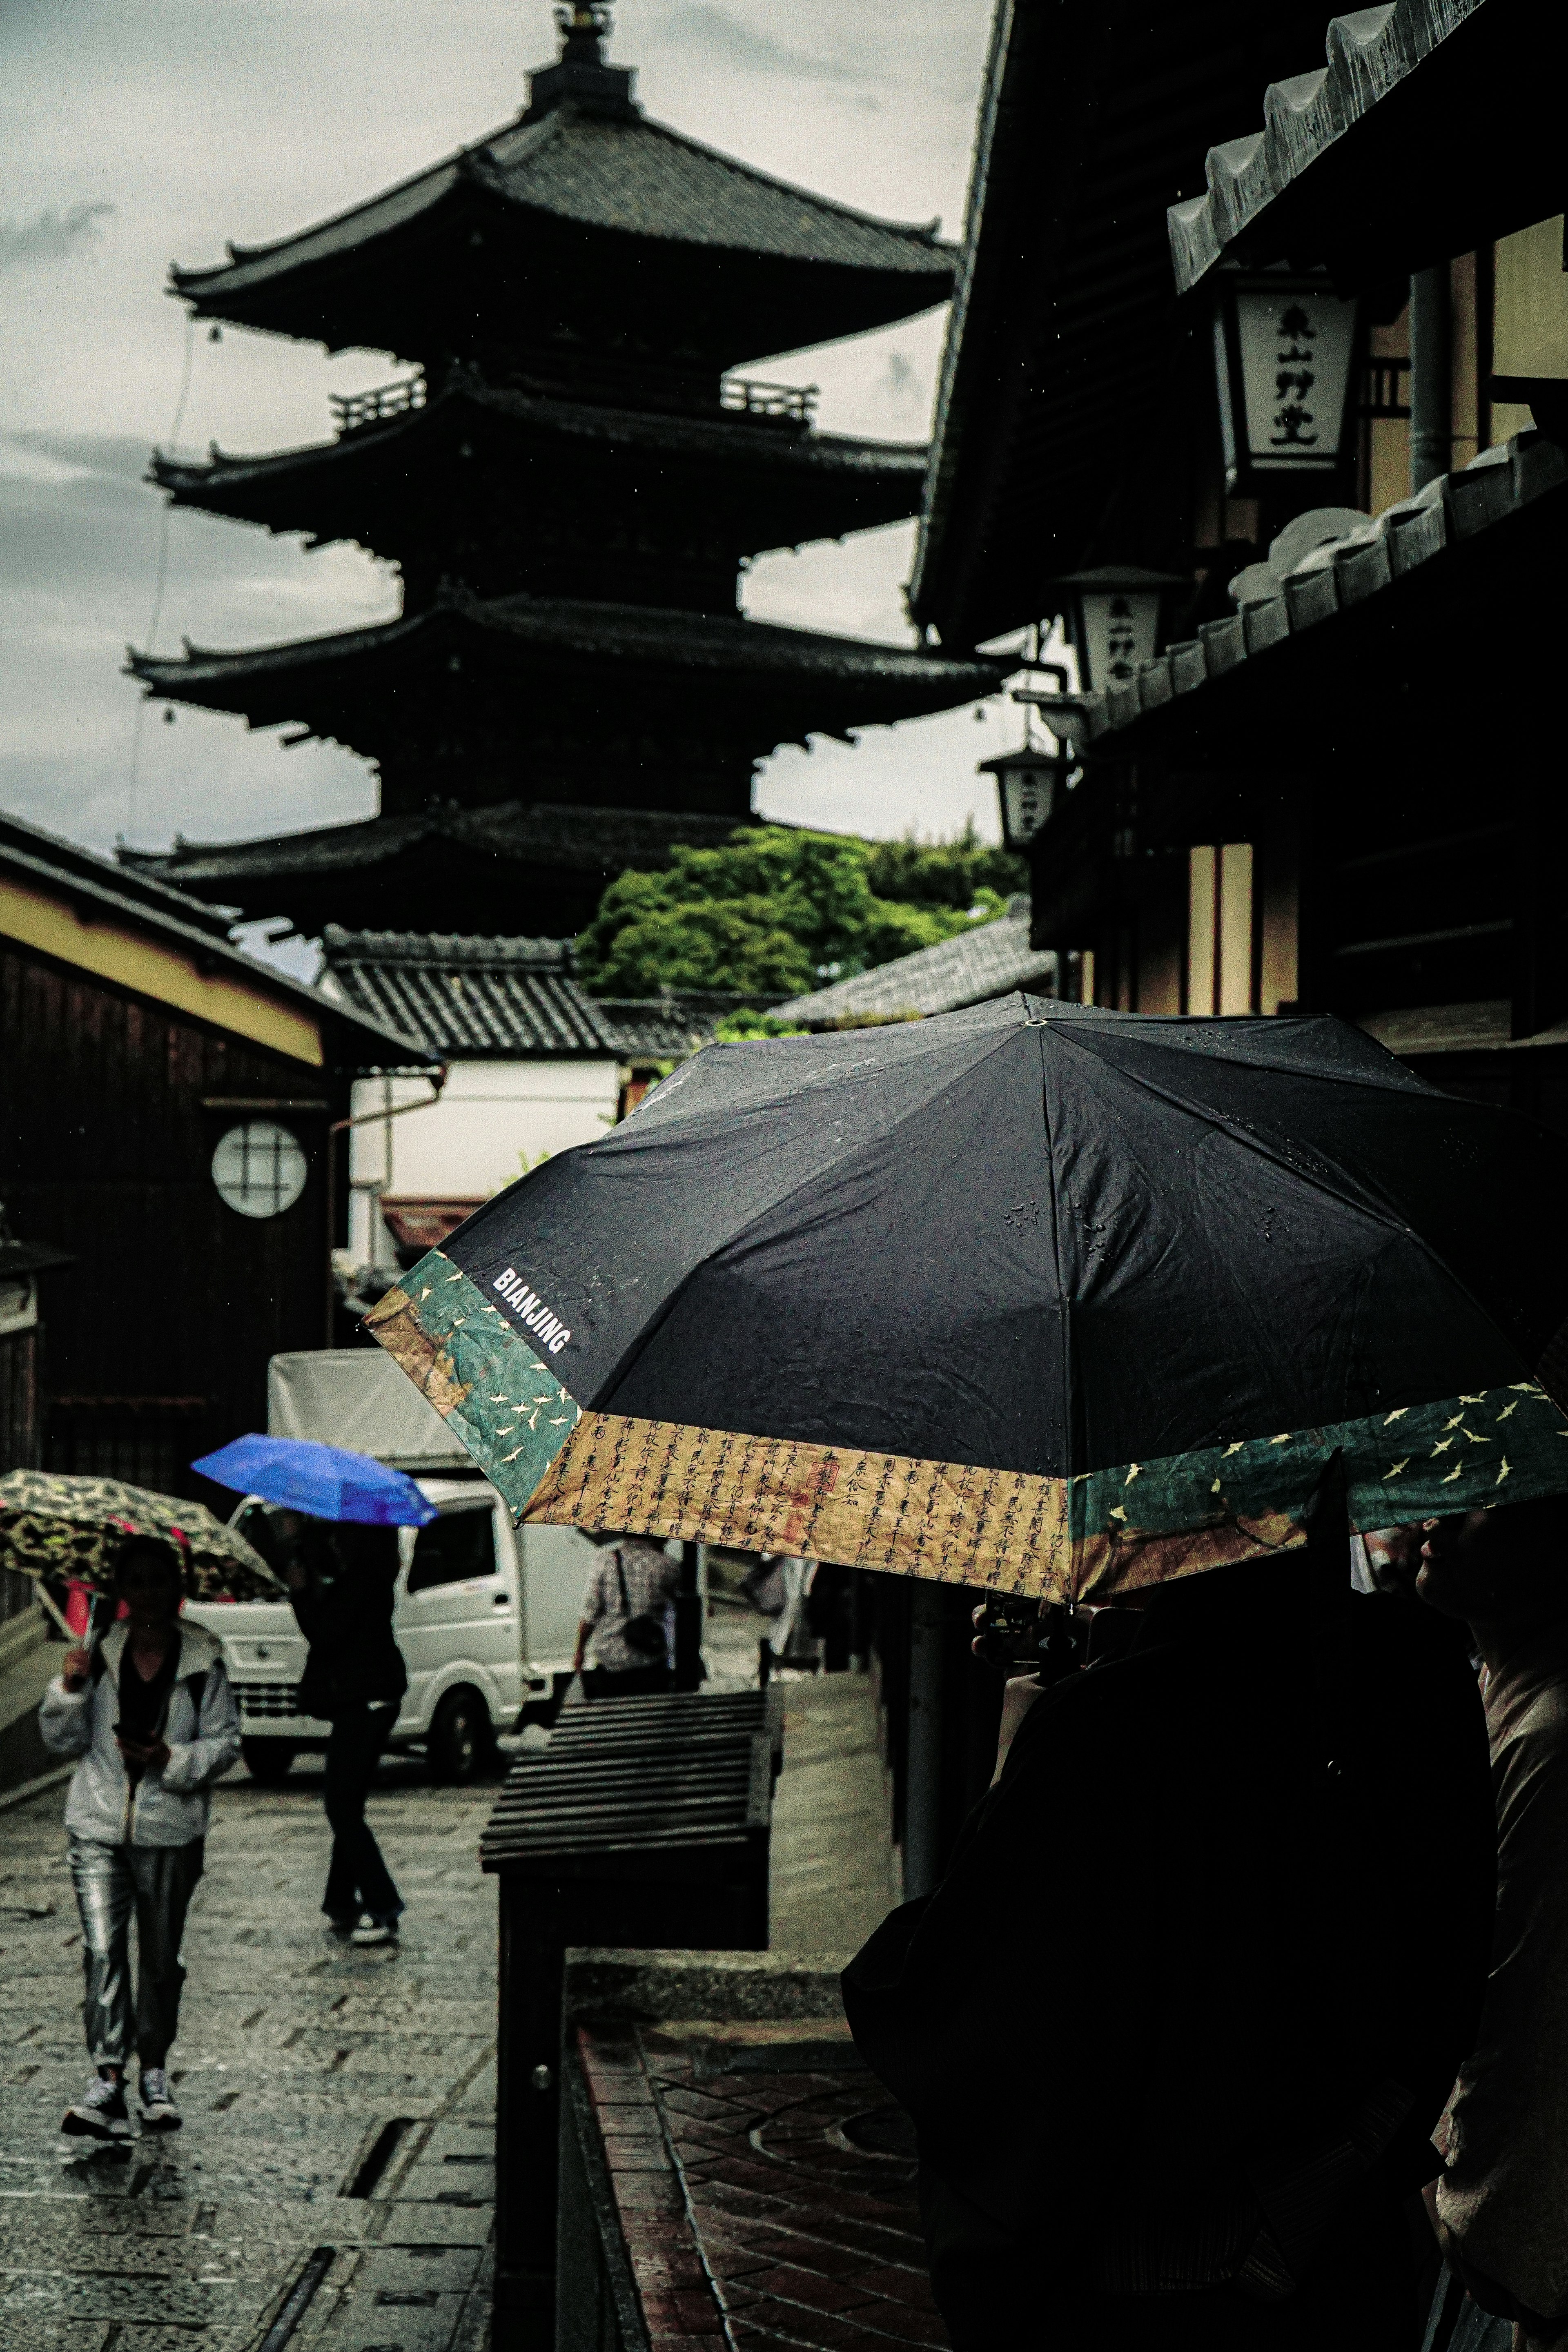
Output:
[67, 1831, 204, 2070]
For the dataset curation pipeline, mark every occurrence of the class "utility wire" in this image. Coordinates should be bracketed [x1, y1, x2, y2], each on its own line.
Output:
[126, 312, 196, 845]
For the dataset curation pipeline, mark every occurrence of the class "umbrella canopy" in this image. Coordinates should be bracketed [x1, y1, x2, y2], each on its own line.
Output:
[191, 1434, 438, 1527]
[0, 1470, 282, 1602]
[365, 998, 1568, 1601]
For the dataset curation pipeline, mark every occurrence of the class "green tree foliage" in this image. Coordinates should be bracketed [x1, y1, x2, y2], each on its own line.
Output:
[863, 829, 1026, 913]
[575, 825, 1026, 1000]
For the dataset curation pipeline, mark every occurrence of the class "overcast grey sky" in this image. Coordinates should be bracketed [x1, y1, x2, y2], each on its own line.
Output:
[0, 0, 1011, 901]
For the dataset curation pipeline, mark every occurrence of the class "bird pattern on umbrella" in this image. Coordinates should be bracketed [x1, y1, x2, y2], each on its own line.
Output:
[0, 1471, 282, 1602]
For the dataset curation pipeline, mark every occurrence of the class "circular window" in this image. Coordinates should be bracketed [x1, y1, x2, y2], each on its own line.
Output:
[212, 1121, 308, 1219]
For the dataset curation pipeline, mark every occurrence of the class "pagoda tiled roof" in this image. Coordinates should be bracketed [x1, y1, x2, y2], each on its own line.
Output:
[128, 590, 1001, 701]
[153, 378, 928, 499]
[120, 801, 759, 891]
[148, 380, 929, 578]
[172, 102, 953, 310]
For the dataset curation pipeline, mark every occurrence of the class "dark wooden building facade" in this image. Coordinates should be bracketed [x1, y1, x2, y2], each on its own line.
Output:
[0, 813, 424, 1503]
[870, 0, 1568, 1889]
[912, 0, 1568, 1131]
[122, 3, 998, 936]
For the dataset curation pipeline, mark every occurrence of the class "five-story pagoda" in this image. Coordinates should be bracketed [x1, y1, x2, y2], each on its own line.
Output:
[125, 5, 999, 936]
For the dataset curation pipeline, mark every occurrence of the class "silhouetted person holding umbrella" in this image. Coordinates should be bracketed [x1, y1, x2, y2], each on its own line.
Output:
[278, 1514, 408, 1946]
[192, 1437, 437, 1951]
[1417, 1499, 1568, 2349]
[844, 1479, 1498, 2351]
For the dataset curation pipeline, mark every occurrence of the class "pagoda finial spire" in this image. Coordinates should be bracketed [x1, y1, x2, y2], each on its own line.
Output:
[527, 0, 635, 117]
[555, 2, 611, 58]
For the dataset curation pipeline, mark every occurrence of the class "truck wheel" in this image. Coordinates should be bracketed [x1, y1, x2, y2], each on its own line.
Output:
[242, 1740, 297, 1786]
[427, 1688, 492, 1784]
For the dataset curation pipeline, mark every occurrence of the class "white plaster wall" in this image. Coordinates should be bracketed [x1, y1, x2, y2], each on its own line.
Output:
[347, 1060, 620, 1261]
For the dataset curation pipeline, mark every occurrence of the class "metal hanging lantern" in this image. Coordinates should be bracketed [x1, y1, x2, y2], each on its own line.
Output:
[1055, 568, 1183, 693]
[1212, 269, 1361, 496]
[979, 743, 1065, 853]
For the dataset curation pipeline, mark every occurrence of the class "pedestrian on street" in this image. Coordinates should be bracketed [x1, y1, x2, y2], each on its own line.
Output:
[843, 1512, 1497, 2351]
[572, 1532, 679, 1698]
[1417, 1499, 1568, 2352]
[278, 1515, 407, 1947]
[39, 1533, 241, 2144]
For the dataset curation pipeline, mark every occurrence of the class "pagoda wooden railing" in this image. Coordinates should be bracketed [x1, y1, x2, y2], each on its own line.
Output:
[329, 370, 818, 435]
[331, 375, 428, 433]
[720, 375, 818, 424]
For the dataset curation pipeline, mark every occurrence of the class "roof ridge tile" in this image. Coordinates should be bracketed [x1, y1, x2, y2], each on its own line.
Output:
[1167, 0, 1485, 293]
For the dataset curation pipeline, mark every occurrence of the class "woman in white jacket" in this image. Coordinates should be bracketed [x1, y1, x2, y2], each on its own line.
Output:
[38, 1535, 241, 2142]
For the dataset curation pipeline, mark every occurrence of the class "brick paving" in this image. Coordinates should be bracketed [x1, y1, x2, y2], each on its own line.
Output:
[576, 2022, 949, 2349]
[0, 1755, 498, 2352]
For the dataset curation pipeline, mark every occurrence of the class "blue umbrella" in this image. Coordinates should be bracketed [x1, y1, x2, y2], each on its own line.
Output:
[192, 1435, 439, 1527]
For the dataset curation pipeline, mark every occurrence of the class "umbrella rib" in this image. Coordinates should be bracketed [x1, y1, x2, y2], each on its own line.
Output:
[1037, 1019, 1076, 1518]
[1051, 1025, 1420, 1240]
[583, 1025, 1029, 1411]
[1049, 1027, 1532, 1381]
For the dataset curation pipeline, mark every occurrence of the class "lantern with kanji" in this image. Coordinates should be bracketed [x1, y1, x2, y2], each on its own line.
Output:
[1212, 268, 1360, 495]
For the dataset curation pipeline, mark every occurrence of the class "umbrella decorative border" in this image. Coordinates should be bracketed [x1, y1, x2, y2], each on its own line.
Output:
[368, 1251, 1568, 1601]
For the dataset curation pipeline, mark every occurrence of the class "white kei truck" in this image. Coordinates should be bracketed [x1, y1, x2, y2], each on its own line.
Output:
[183, 1349, 599, 1784]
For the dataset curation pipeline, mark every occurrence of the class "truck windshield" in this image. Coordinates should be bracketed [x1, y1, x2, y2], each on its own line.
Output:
[408, 1507, 496, 1595]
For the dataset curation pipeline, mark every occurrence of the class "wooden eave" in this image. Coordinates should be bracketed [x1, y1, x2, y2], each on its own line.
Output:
[149, 384, 929, 556]
[1169, 0, 1567, 293]
[911, 0, 1359, 652]
[169, 103, 955, 365]
[1035, 432, 1568, 776]
[0, 826, 427, 1068]
[126, 593, 1004, 746]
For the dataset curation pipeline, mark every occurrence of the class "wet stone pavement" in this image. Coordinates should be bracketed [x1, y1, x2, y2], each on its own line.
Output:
[0, 1755, 498, 2352]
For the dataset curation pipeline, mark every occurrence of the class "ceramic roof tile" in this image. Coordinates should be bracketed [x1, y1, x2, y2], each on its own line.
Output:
[1167, 0, 1487, 293]
[174, 105, 951, 305]
[1021, 434, 1568, 753]
[592, 994, 769, 1057]
[773, 906, 1054, 1026]
[322, 927, 617, 1056]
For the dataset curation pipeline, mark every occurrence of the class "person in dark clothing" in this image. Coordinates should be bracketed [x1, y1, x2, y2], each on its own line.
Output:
[805, 1561, 856, 1672]
[842, 1519, 1497, 2351]
[280, 1517, 408, 1947]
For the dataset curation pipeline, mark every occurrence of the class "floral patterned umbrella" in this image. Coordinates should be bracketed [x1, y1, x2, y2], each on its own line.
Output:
[0, 1470, 283, 1603]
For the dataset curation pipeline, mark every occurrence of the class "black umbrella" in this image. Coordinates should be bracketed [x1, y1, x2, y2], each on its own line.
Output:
[368, 998, 1568, 1599]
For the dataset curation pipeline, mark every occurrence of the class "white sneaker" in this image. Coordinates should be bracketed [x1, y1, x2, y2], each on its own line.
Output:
[350, 1913, 395, 1946]
[61, 2074, 131, 2143]
[138, 2068, 181, 2129]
